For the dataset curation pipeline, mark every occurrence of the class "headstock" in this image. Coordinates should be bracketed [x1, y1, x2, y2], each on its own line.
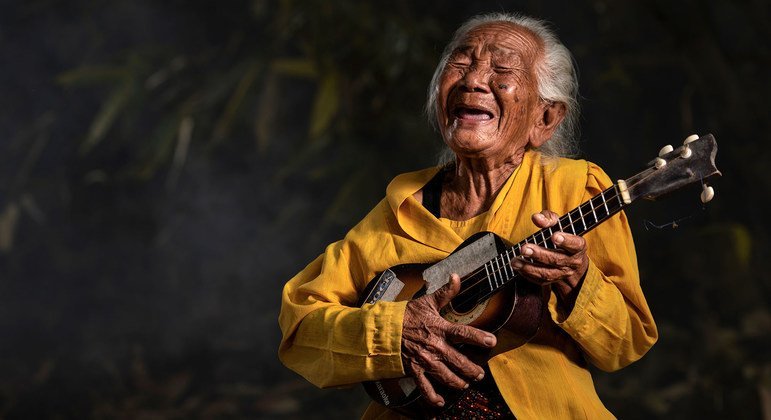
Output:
[622, 134, 721, 203]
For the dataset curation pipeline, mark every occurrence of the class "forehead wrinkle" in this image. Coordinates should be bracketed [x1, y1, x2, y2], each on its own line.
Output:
[460, 23, 544, 62]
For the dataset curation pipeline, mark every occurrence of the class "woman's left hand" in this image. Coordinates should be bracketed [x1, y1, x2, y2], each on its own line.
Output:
[511, 210, 589, 310]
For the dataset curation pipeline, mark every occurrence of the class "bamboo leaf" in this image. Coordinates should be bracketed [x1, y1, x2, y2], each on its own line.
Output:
[20, 194, 46, 224]
[166, 116, 194, 189]
[699, 223, 752, 270]
[725, 224, 752, 269]
[255, 73, 279, 154]
[319, 168, 367, 226]
[308, 72, 339, 140]
[270, 58, 317, 79]
[79, 82, 134, 155]
[211, 62, 261, 146]
[133, 117, 179, 180]
[0, 202, 20, 253]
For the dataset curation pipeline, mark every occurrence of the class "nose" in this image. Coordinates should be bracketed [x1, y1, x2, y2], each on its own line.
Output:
[459, 64, 491, 93]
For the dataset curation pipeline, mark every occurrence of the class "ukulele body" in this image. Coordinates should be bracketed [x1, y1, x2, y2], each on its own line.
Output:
[358, 231, 545, 417]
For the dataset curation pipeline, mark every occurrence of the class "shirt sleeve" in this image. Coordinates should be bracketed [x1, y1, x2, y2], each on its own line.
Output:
[548, 162, 658, 372]
[277, 206, 408, 388]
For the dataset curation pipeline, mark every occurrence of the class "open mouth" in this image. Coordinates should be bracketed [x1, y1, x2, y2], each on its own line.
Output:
[452, 106, 494, 121]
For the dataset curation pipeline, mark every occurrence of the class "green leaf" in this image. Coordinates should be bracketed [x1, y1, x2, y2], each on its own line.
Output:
[308, 72, 339, 140]
[0, 202, 20, 253]
[79, 82, 134, 155]
[211, 61, 261, 146]
[270, 58, 317, 79]
[255, 73, 279, 154]
[700, 223, 752, 270]
[132, 117, 180, 181]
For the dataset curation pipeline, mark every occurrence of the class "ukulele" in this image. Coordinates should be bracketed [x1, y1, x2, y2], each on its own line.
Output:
[358, 134, 721, 417]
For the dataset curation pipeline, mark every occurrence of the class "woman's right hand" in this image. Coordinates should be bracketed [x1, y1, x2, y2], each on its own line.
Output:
[401, 274, 497, 407]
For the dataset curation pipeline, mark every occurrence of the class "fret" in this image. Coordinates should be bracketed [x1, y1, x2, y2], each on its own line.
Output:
[500, 255, 510, 282]
[504, 185, 633, 283]
[499, 256, 509, 284]
[493, 258, 501, 287]
[491, 260, 500, 288]
[504, 252, 514, 279]
[600, 189, 610, 216]
[523, 237, 534, 263]
[485, 263, 493, 290]
[496, 258, 505, 285]
[577, 206, 587, 231]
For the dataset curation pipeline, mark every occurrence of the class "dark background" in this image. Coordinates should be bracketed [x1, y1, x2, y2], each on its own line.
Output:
[1, 0, 769, 418]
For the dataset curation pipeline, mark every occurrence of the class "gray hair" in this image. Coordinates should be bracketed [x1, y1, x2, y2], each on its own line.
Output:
[427, 13, 580, 161]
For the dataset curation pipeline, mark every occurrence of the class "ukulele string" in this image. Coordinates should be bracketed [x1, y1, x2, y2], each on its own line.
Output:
[449, 185, 630, 310]
[643, 173, 709, 231]
[451, 164, 695, 310]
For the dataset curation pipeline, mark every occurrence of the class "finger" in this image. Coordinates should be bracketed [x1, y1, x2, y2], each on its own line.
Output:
[551, 232, 587, 254]
[512, 258, 569, 284]
[444, 322, 497, 348]
[422, 354, 470, 390]
[532, 210, 559, 228]
[440, 343, 486, 382]
[520, 244, 572, 268]
[412, 365, 445, 407]
[433, 273, 461, 309]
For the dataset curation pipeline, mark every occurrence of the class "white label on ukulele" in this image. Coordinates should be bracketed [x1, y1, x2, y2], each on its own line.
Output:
[422, 233, 498, 294]
[398, 377, 417, 397]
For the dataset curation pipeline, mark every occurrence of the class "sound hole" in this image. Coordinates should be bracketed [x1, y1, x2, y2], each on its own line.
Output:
[449, 278, 489, 313]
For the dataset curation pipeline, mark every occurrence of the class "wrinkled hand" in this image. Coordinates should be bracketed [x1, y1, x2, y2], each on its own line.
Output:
[512, 210, 589, 309]
[401, 274, 497, 407]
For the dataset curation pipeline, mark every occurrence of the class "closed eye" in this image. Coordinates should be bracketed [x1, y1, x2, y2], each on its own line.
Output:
[449, 61, 470, 67]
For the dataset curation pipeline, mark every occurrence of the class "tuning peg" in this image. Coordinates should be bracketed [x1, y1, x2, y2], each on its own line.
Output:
[680, 134, 699, 158]
[654, 158, 667, 169]
[684, 134, 699, 144]
[659, 145, 674, 157]
[700, 184, 715, 203]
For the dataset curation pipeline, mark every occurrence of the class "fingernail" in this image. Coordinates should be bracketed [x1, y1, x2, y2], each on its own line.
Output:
[523, 246, 533, 256]
[463, 383, 469, 389]
[484, 335, 495, 346]
[476, 372, 485, 381]
[553, 233, 564, 244]
[512, 259, 523, 269]
[437, 401, 445, 407]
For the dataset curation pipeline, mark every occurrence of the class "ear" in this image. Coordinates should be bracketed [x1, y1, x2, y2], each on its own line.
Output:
[528, 100, 566, 148]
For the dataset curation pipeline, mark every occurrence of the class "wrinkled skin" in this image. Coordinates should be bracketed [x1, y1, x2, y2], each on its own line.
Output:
[402, 22, 588, 407]
[402, 274, 496, 407]
[517, 210, 589, 312]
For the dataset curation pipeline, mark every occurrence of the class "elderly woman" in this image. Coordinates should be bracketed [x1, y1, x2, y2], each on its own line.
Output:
[278, 12, 657, 419]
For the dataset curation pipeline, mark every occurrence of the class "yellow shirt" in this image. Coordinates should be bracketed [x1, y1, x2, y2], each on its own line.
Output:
[278, 150, 658, 419]
[439, 212, 488, 240]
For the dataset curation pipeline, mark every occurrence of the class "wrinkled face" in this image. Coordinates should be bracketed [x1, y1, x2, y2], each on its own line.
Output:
[437, 23, 544, 160]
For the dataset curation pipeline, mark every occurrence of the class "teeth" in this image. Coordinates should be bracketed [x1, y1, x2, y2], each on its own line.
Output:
[455, 107, 492, 120]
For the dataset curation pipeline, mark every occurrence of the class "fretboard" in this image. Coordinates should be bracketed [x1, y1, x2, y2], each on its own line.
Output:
[459, 184, 628, 304]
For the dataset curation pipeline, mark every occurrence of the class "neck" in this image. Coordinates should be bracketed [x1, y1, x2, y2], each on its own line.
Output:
[441, 149, 526, 220]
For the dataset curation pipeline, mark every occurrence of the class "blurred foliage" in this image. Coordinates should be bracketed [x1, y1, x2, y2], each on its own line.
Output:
[0, 0, 769, 418]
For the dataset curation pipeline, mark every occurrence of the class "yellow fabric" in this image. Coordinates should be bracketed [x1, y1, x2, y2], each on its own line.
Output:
[439, 211, 488, 240]
[278, 150, 658, 419]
